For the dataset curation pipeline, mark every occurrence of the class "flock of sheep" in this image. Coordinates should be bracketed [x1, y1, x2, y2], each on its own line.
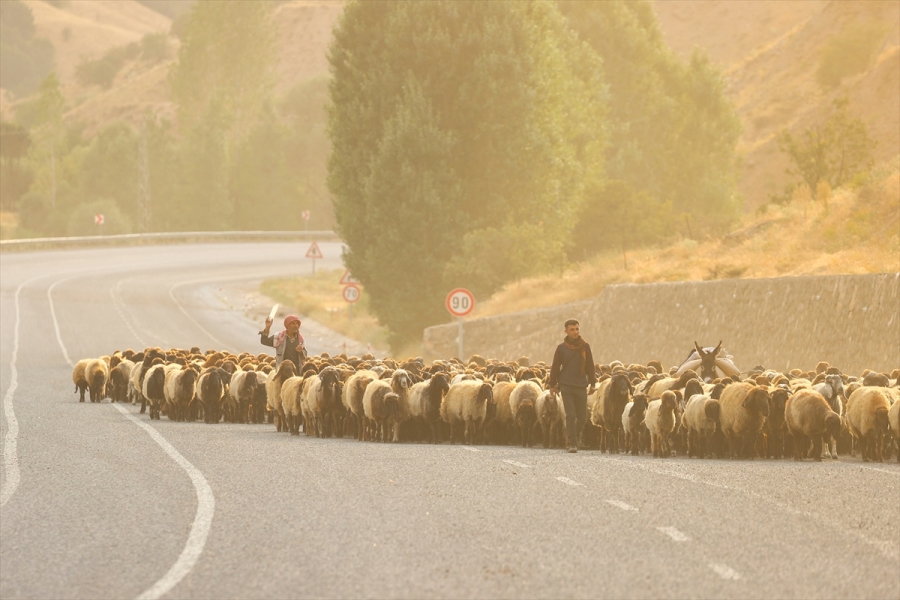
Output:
[71, 347, 900, 463]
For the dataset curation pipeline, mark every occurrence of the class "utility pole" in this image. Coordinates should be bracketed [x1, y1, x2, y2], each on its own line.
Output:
[138, 123, 151, 232]
[50, 144, 56, 209]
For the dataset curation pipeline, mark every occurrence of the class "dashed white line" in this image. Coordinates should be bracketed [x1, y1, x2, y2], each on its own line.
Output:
[461, 446, 480, 452]
[503, 460, 532, 468]
[709, 563, 742, 580]
[556, 476, 583, 487]
[605, 499, 638, 511]
[657, 526, 690, 542]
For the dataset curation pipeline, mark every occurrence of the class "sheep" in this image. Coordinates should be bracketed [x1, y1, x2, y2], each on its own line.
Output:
[407, 373, 450, 444]
[266, 360, 297, 432]
[343, 369, 378, 440]
[509, 380, 540, 448]
[784, 389, 842, 462]
[682, 394, 721, 458]
[812, 374, 845, 459]
[362, 381, 400, 442]
[280, 375, 306, 435]
[142, 363, 167, 420]
[164, 365, 198, 422]
[440, 380, 494, 445]
[764, 386, 790, 459]
[108, 359, 134, 403]
[647, 369, 699, 400]
[535, 389, 566, 448]
[621, 394, 649, 455]
[889, 399, 900, 463]
[72, 359, 91, 402]
[644, 391, 678, 458]
[386, 369, 414, 442]
[845, 387, 892, 462]
[85, 358, 110, 403]
[719, 382, 771, 459]
[230, 369, 259, 424]
[594, 373, 633, 454]
[196, 368, 226, 424]
[304, 366, 344, 438]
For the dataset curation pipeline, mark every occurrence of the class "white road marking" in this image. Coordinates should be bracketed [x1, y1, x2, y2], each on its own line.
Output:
[503, 460, 532, 468]
[48, 276, 215, 599]
[709, 563, 742, 580]
[605, 499, 638, 511]
[657, 526, 690, 542]
[1, 276, 43, 507]
[461, 446, 480, 452]
[114, 405, 216, 600]
[556, 476, 583, 487]
[47, 277, 75, 367]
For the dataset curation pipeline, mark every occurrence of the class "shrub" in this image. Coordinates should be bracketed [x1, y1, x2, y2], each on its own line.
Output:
[816, 22, 886, 89]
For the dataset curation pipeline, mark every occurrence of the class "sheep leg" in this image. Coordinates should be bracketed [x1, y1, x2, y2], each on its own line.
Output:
[793, 434, 804, 460]
[811, 436, 823, 462]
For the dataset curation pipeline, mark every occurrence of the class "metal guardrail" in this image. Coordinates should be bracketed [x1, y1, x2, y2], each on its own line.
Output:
[0, 230, 341, 252]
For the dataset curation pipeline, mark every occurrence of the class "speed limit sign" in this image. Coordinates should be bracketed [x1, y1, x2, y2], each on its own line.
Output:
[446, 288, 475, 317]
[343, 284, 361, 303]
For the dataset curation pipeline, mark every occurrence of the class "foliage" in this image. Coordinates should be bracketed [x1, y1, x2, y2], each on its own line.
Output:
[777, 97, 876, 200]
[816, 22, 887, 89]
[66, 198, 133, 236]
[75, 34, 171, 90]
[328, 0, 604, 349]
[0, 121, 32, 210]
[0, 0, 55, 97]
[557, 0, 741, 251]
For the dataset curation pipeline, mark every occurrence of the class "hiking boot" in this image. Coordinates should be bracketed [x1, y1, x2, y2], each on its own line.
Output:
[567, 446, 577, 453]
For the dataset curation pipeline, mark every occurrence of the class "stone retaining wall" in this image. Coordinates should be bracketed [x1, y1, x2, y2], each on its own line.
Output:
[422, 273, 900, 374]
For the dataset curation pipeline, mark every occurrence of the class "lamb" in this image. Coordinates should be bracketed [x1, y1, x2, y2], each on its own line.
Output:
[718, 382, 770, 459]
[440, 380, 494, 444]
[72, 359, 91, 402]
[407, 372, 450, 444]
[343, 369, 378, 440]
[535, 389, 566, 449]
[362, 379, 401, 442]
[595, 373, 633, 454]
[164, 365, 198, 422]
[784, 390, 842, 462]
[889, 399, 900, 463]
[508, 380, 540, 448]
[266, 360, 297, 432]
[644, 391, 678, 458]
[304, 366, 343, 437]
[142, 363, 167, 420]
[845, 386, 892, 462]
[280, 375, 306, 435]
[196, 368, 226, 424]
[85, 358, 110, 403]
[682, 394, 721, 458]
[621, 394, 649, 455]
[108, 359, 134, 403]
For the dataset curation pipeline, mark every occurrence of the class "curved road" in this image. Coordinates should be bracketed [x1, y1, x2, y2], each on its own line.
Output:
[1, 243, 898, 599]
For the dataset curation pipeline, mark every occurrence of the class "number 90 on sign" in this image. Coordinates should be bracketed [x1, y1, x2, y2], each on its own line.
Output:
[343, 284, 361, 303]
[446, 288, 475, 317]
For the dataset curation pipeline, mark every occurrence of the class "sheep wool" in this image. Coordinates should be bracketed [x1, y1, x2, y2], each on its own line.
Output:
[441, 380, 494, 445]
[784, 389, 842, 462]
[719, 382, 770, 459]
[845, 387, 892, 462]
[509, 380, 540, 448]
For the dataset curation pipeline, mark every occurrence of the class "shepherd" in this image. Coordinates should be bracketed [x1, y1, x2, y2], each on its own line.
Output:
[549, 319, 598, 453]
[260, 314, 308, 369]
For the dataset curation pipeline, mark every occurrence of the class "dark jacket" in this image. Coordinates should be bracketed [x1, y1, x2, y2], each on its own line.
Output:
[548, 340, 597, 389]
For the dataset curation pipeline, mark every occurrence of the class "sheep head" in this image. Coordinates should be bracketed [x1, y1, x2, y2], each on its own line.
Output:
[824, 412, 842, 440]
[683, 379, 704, 402]
[391, 369, 411, 393]
[742, 387, 770, 416]
[660, 391, 677, 413]
[477, 382, 493, 404]
[704, 399, 721, 423]
[383, 393, 400, 419]
[629, 394, 649, 416]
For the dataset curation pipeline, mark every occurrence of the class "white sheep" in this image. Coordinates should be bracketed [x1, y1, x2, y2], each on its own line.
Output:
[440, 380, 494, 445]
[280, 375, 306, 435]
[265, 360, 297, 432]
[535, 389, 565, 449]
[682, 394, 721, 458]
[304, 366, 344, 438]
[644, 391, 678, 458]
[164, 365, 198, 422]
[509, 380, 540, 448]
[407, 373, 450, 444]
[343, 369, 379, 441]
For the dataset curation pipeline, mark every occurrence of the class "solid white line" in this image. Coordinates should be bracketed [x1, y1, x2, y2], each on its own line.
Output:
[461, 446, 480, 452]
[503, 459, 532, 468]
[657, 526, 690, 542]
[114, 404, 215, 600]
[709, 563, 742, 580]
[48, 275, 215, 599]
[556, 476, 582, 487]
[606, 499, 638, 511]
[0, 276, 42, 507]
[47, 278, 75, 367]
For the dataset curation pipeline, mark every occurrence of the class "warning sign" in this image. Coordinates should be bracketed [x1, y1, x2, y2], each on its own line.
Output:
[339, 270, 360, 285]
[305, 241, 324, 259]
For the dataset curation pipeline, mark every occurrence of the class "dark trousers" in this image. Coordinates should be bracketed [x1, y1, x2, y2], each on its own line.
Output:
[560, 384, 587, 447]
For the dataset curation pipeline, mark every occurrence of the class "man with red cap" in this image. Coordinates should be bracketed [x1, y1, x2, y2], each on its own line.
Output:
[260, 314, 307, 369]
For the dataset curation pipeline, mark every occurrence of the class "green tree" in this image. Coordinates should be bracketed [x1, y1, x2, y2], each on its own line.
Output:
[25, 73, 65, 209]
[777, 97, 876, 200]
[0, 0, 55, 97]
[0, 121, 32, 211]
[328, 0, 605, 349]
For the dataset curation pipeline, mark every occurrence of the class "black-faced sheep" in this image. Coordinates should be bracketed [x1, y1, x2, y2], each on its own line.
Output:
[682, 394, 721, 458]
[440, 380, 494, 445]
[719, 382, 770, 459]
[645, 391, 678, 458]
[509, 380, 540, 448]
[784, 389, 842, 462]
[621, 394, 649, 455]
[305, 366, 343, 438]
[85, 358, 110, 403]
[230, 369, 260, 424]
[595, 373, 633, 454]
[535, 389, 566, 449]
[109, 359, 134, 404]
[362, 382, 400, 442]
[407, 372, 450, 444]
[196, 368, 227, 424]
[845, 386, 892, 462]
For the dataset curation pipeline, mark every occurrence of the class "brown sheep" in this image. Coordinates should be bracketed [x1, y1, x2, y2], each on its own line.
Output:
[845, 387, 892, 462]
[645, 391, 678, 458]
[72, 359, 91, 402]
[719, 382, 770, 459]
[595, 373, 633, 454]
[784, 390, 842, 462]
[889, 399, 900, 464]
[85, 358, 110, 403]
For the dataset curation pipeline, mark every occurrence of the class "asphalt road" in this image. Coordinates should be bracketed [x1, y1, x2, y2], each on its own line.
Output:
[1, 243, 898, 600]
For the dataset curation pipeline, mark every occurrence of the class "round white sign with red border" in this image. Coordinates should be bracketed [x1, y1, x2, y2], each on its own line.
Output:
[446, 288, 475, 317]
[343, 284, 361, 303]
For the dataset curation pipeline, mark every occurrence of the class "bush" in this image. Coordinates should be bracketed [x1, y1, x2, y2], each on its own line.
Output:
[140, 32, 171, 63]
[816, 23, 886, 89]
[17, 191, 49, 231]
[66, 199, 133, 236]
[74, 42, 140, 88]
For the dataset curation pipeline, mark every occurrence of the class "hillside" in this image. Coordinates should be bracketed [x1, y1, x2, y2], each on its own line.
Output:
[653, 0, 900, 209]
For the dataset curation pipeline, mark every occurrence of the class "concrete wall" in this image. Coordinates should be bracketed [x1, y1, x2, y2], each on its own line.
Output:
[422, 273, 900, 375]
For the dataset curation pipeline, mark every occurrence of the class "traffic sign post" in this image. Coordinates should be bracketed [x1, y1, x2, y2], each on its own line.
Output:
[343, 284, 360, 321]
[305, 241, 324, 274]
[339, 270, 360, 285]
[446, 288, 475, 359]
[94, 213, 104, 235]
[301, 210, 310, 231]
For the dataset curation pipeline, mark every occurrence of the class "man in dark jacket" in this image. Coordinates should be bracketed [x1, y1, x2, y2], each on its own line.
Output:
[549, 319, 597, 453]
